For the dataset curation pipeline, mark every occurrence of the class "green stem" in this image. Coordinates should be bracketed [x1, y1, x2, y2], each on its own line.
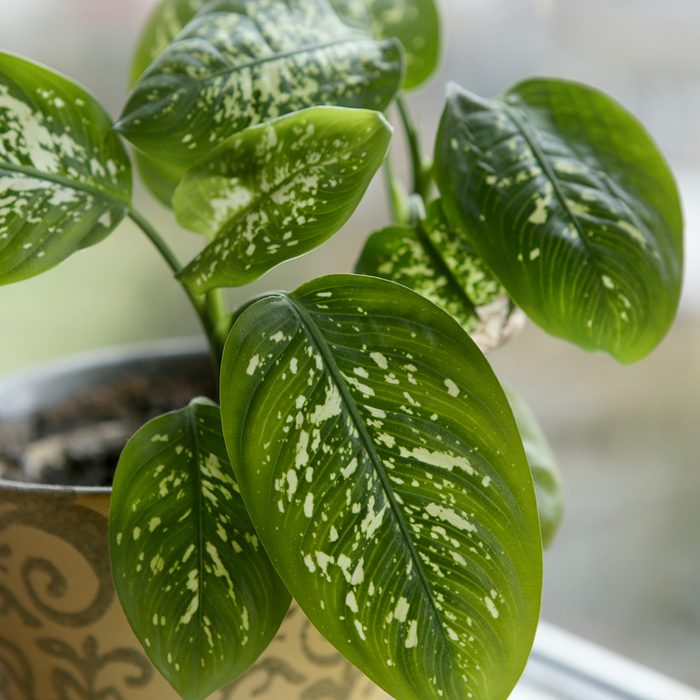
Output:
[128, 208, 227, 366]
[396, 95, 431, 201]
[383, 155, 411, 226]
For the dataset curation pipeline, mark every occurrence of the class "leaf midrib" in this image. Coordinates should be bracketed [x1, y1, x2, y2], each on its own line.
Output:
[185, 405, 206, 698]
[500, 103, 615, 306]
[414, 219, 480, 319]
[0, 161, 129, 208]
[124, 34, 383, 116]
[282, 292, 455, 657]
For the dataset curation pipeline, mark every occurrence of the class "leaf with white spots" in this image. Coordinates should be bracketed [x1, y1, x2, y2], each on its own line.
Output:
[175, 106, 391, 292]
[220, 274, 542, 700]
[506, 387, 562, 548]
[356, 200, 523, 353]
[116, 0, 403, 168]
[330, 0, 440, 89]
[129, 0, 208, 85]
[435, 79, 683, 363]
[109, 399, 290, 700]
[128, 0, 205, 206]
[0, 53, 131, 285]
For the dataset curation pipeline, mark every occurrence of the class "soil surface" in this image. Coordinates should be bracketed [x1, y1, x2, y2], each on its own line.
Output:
[0, 372, 216, 487]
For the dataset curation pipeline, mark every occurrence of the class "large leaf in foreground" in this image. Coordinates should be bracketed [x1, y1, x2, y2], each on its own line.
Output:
[506, 388, 562, 548]
[117, 0, 403, 167]
[110, 399, 290, 700]
[175, 107, 391, 292]
[331, 0, 440, 89]
[220, 274, 542, 700]
[356, 201, 522, 352]
[0, 53, 131, 284]
[436, 79, 683, 363]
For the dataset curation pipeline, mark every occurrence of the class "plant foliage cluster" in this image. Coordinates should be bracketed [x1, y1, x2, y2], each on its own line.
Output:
[0, 1, 683, 698]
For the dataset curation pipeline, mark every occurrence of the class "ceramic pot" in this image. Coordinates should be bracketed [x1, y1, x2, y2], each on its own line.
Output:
[0, 341, 388, 700]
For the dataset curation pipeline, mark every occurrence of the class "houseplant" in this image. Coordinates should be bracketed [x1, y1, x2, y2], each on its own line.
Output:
[0, 0, 683, 699]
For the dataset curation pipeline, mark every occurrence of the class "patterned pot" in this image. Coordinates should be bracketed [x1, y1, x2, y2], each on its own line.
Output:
[0, 341, 388, 700]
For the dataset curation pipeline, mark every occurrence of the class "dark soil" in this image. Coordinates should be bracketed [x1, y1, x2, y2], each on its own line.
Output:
[0, 372, 216, 487]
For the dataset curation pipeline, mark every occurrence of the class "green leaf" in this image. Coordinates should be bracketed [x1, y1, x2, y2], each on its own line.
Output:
[330, 0, 440, 90]
[0, 53, 131, 285]
[435, 79, 683, 363]
[220, 274, 542, 700]
[130, 0, 208, 86]
[117, 0, 403, 168]
[129, 0, 202, 206]
[175, 107, 391, 292]
[134, 150, 186, 208]
[356, 200, 523, 352]
[109, 399, 290, 700]
[505, 387, 562, 548]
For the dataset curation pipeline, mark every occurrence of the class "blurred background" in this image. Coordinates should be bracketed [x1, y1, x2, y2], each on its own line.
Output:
[0, 0, 698, 688]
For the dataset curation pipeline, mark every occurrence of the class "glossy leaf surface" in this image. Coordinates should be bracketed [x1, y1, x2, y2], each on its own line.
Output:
[175, 107, 391, 292]
[0, 53, 131, 284]
[129, 0, 207, 85]
[331, 0, 440, 89]
[220, 274, 542, 700]
[506, 388, 562, 548]
[110, 399, 290, 700]
[436, 79, 683, 363]
[356, 201, 522, 352]
[118, 0, 403, 168]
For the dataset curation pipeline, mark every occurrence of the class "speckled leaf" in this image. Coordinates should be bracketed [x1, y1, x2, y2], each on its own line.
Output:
[129, 0, 208, 85]
[175, 107, 391, 292]
[109, 399, 290, 700]
[128, 0, 199, 206]
[220, 274, 542, 700]
[356, 201, 523, 353]
[435, 79, 683, 363]
[330, 0, 440, 89]
[117, 0, 403, 168]
[505, 387, 562, 548]
[0, 53, 131, 285]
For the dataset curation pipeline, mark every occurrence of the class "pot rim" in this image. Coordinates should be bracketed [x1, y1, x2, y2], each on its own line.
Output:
[0, 336, 210, 496]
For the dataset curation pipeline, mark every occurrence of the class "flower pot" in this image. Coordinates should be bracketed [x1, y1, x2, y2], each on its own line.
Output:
[0, 341, 388, 700]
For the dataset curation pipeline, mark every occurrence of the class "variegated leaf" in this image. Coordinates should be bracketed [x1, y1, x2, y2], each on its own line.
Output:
[117, 0, 403, 168]
[435, 79, 683, 363]
[109, 399, 290, 700]
[330, 0, 440, 89]
[129, 0, 207, 85]
[506, 387, 562, 548]
[0, 53, 131, 284]
[175, 107, 391, 292]
[356, 201, 523, 352]
[220, 274, 542, 700]
[128, 0, 202, 206]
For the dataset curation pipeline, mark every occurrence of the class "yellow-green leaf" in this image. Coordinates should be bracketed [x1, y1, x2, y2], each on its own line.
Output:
[220, 274, 542, 700]
[175, 107, 392, 292]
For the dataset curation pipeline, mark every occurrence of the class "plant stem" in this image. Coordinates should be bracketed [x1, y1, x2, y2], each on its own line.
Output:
[396, 95, 431, 201]
[383, 155, 411, 226]
[128, 208, 227, 366]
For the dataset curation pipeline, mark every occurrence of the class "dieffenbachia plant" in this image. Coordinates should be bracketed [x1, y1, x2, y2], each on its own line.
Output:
[0, 0, 682, 697]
